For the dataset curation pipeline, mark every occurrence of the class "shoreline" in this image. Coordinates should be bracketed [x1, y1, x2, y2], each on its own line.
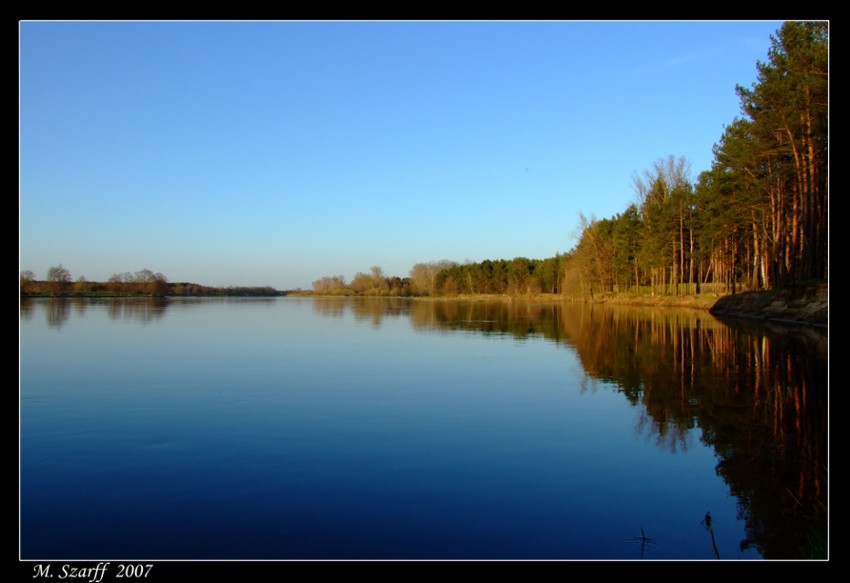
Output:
[707, 280, 828, 328]
[27, 282, 827, 327]
[297, 281, 829, 327]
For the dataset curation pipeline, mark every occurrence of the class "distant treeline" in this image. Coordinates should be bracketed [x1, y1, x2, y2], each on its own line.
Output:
[308, 257, 567, 298]
[19, 266, 286, 298]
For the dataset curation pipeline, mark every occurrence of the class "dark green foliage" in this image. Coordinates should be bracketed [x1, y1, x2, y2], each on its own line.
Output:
[569, 21, 827, 296]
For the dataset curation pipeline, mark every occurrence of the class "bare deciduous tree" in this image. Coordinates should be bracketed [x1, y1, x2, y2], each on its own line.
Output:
[46, 264, 71, 296]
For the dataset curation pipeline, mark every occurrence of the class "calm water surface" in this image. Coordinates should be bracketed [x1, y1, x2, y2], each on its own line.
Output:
[19, 297, 828, 560]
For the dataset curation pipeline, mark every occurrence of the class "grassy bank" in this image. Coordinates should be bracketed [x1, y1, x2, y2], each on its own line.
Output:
[565, 291, 721, 310]
[299, 291, 722, 310]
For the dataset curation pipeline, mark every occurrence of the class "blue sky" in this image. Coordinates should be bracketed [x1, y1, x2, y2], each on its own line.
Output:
[20, 20, 784, 290]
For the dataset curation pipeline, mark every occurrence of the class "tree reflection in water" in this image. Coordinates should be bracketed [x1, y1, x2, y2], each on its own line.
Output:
[409, 299, 825, 559]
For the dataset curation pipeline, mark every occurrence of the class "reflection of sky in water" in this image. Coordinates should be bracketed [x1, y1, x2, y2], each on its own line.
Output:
[20, 298, 784, 559]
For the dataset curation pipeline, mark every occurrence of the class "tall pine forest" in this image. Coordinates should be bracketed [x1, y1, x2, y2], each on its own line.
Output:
[567, 21, 827, 298]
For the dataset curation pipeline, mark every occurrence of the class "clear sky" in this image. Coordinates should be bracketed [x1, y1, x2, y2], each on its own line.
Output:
[20, 20, 784, 290]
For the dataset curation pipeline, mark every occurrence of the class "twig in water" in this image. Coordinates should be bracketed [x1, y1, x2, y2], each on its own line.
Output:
[625, 527, 661, 559]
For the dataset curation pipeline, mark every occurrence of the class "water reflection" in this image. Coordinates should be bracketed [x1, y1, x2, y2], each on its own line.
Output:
[410, 299, 565, 340]
[19, 296, 827, 559]
[309, 298, 828, 559]
[105, 298, 170, 323]
[46, 298, 71, 328]
[19, 297, 288, 330]
[311, 296, 411, 325]
[20, 297, 171, 328]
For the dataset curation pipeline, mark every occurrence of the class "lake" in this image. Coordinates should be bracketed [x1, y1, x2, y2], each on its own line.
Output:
[19, 296, 828, 560]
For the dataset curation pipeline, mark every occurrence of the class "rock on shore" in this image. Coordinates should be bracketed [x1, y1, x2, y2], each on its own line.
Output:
[709, 280, 828, 327]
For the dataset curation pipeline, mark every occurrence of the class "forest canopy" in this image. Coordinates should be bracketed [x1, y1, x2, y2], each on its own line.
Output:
[565, 21, 828, 297]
